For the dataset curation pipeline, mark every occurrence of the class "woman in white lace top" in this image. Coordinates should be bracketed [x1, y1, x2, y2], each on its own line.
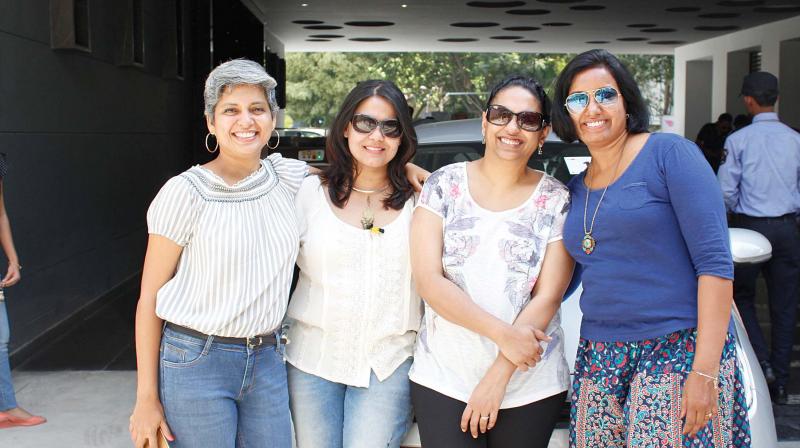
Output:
[284, 80, 421, 448]
[409, 75, 575, 447]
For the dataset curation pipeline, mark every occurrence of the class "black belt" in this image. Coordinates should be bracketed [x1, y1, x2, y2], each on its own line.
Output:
[166, 323, 277, 349]
[737, 213, 796, 222]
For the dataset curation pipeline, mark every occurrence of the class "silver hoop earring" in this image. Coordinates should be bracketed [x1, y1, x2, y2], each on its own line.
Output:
[205, 133, 218, 153]
[266, 129, 280, 150]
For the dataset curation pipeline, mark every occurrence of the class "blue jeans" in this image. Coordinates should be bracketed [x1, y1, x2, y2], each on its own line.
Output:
[287, 358, 413, 448]
[0, 299, 18, 411]
[159, 326, 292, 448]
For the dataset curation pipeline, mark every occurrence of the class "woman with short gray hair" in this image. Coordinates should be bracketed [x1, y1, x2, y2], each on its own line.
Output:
[129, 58, 307, 448]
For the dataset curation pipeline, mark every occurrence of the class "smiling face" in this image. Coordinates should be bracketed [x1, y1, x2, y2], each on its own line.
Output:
[481, 86, 548, 163]
[344, 95, 401, 173]
[206, 84, 275, 158]
[567, 66, 627, 148]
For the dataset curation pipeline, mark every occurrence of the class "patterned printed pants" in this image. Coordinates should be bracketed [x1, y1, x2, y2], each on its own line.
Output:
[569, 329, 751, 447]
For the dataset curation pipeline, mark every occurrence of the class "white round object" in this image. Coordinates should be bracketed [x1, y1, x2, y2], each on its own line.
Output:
[729, 228, 772, 264]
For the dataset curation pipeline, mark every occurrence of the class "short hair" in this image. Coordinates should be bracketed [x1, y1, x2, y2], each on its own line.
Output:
[551, 49, 650, 143]
[486, 75, 551, 124]
[204, 59, 278, 123]
[321, 80, 417, 211]
[718, 113, 733, 123]
[749, 92, 778, 107]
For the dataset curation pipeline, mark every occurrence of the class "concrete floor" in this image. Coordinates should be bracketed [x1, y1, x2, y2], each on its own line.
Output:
[0, 371, 796, 448]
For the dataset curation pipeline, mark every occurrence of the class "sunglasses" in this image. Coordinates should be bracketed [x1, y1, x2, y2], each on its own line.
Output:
[350, 114, 402, 138]
[564, 86, 620, 114]
[485, 105, 546, 132]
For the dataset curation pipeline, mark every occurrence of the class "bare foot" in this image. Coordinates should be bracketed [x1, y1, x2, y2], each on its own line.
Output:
[2, 407, 36, 419]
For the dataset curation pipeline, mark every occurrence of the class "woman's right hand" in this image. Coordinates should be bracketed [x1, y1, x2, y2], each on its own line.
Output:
[129, 398, 174, 448]
[496, 324, 549, 371]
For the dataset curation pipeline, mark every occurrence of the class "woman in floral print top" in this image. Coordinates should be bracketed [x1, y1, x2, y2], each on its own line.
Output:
[409, 75, 574, 448]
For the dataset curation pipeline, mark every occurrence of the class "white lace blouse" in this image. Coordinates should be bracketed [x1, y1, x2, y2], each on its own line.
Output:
[284, 176, 422, 387]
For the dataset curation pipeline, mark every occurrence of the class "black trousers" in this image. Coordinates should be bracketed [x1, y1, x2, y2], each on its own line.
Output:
[410, 381, 566, 448]
[732, 214, 800, 387]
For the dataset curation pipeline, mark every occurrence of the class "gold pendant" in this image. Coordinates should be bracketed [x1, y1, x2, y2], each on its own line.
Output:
[582, 233, 596, 255]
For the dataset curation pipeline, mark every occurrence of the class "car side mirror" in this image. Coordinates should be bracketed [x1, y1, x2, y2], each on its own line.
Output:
[729, 228, 772, 264]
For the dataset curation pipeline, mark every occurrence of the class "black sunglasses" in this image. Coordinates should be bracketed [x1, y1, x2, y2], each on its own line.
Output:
[485, 105, 546, 132]
[350, 114, 402, 138]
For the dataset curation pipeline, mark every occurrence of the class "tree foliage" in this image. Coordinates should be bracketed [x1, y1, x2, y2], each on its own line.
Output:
[286, 52, 673, 127]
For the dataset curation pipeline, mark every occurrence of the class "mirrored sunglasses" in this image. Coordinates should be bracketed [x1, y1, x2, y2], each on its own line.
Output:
[485, 105, 546, 132]
[350, 114, 402, 138]
[564, 86, 620, 114]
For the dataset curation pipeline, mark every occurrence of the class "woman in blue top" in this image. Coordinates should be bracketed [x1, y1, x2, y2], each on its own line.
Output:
[551, 49, 751, 446]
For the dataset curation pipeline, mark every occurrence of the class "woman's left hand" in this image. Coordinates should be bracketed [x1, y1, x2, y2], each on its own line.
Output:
[405, 163, 430, 192]
[680, 371, 718, 437]
[1, 263, 20, 287]
[461, 371, 509, 438]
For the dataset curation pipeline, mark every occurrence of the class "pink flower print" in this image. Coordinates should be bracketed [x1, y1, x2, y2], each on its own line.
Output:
[450, 182, 461, 198]
[535, 194, 548, 208]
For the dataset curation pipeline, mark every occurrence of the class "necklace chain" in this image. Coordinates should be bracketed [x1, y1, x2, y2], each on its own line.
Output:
[353, 184, 390, 194]
[582, 145, 626, 254]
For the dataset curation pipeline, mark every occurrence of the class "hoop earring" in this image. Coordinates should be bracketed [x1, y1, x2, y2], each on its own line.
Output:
[205, 133, 218, 153]
[266, 129, 280, 150]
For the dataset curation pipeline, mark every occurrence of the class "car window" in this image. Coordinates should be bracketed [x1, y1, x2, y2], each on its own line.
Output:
[416, 141, 590, 184]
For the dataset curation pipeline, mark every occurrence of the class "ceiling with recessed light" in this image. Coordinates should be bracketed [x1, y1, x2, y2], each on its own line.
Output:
[246, 0, 800, 54]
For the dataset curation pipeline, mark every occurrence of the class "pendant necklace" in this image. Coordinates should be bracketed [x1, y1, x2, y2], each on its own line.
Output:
[355, 184, 389, 234]
[582, 145, 625, 255]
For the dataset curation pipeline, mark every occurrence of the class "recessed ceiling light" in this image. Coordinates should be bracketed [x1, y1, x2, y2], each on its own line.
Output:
[402, 4, 408, 7]
[301, 3, 308, 6]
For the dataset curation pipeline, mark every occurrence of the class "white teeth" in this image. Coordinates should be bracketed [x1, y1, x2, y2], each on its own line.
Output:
[365, 146, 384, 151]
[235, 132, 256, 138]
[500, 137, 522, 145]
[585, 121, 605, 128]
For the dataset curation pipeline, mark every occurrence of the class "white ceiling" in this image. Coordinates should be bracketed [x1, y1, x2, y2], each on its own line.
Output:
[247, 0, 800, 54]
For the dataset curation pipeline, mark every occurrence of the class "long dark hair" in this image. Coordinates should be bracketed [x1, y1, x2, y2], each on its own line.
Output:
[551, 49, 650, 143]
[321, 80, 417, 210]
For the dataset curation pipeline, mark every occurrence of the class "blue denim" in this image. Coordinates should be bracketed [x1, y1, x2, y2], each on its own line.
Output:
[287, 358, 413, 448]
[0, 298, 18, 411]
[159, 326, 292, 448]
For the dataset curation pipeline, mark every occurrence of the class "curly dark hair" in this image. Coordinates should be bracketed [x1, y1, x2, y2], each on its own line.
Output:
[320, 80, 417, 210]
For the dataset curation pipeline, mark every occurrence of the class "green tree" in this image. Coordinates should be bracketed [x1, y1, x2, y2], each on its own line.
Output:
[286, 52, 672, 127]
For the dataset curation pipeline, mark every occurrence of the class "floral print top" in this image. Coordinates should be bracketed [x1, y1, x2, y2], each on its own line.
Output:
[409, 162, 572, 408]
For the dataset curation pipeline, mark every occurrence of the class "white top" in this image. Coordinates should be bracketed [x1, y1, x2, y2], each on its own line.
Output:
[409, 162, 571, 408]
[284, 176, 422, 387]
[147, 153, 308, 338]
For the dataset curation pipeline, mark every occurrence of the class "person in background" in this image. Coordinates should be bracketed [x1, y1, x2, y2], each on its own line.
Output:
[552, 49, 750, 446]
[695, 113, 733, 173]
[284, 80, 420, 448]
[410, 75, 573, 447]
[0, 154, 46, 430]
[718, 71, 800, 406]
[733, 113, 751, 131]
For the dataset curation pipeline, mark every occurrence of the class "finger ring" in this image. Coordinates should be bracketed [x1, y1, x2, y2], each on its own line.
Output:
[480, 416, 489, 420]
[706, 412, 713, 418]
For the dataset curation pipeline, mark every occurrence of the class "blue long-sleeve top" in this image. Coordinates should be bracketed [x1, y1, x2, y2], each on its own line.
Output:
[717, 112, 800, 217]
[564, 133, 733, 342]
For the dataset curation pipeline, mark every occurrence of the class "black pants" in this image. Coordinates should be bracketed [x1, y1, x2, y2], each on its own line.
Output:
[733, 214, 800, 387]
[410, 382, 566, 448]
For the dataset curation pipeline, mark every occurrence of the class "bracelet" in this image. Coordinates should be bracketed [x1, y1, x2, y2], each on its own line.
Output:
[690, 370, 719, 389]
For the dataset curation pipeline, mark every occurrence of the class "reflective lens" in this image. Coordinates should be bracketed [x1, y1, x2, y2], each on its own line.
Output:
[565, 86, 620, 114]
[351, 114, 402, 138]
[486, 105, 545, 132]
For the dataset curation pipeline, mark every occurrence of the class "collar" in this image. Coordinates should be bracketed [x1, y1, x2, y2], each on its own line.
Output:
[753, 112, 778, 123]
